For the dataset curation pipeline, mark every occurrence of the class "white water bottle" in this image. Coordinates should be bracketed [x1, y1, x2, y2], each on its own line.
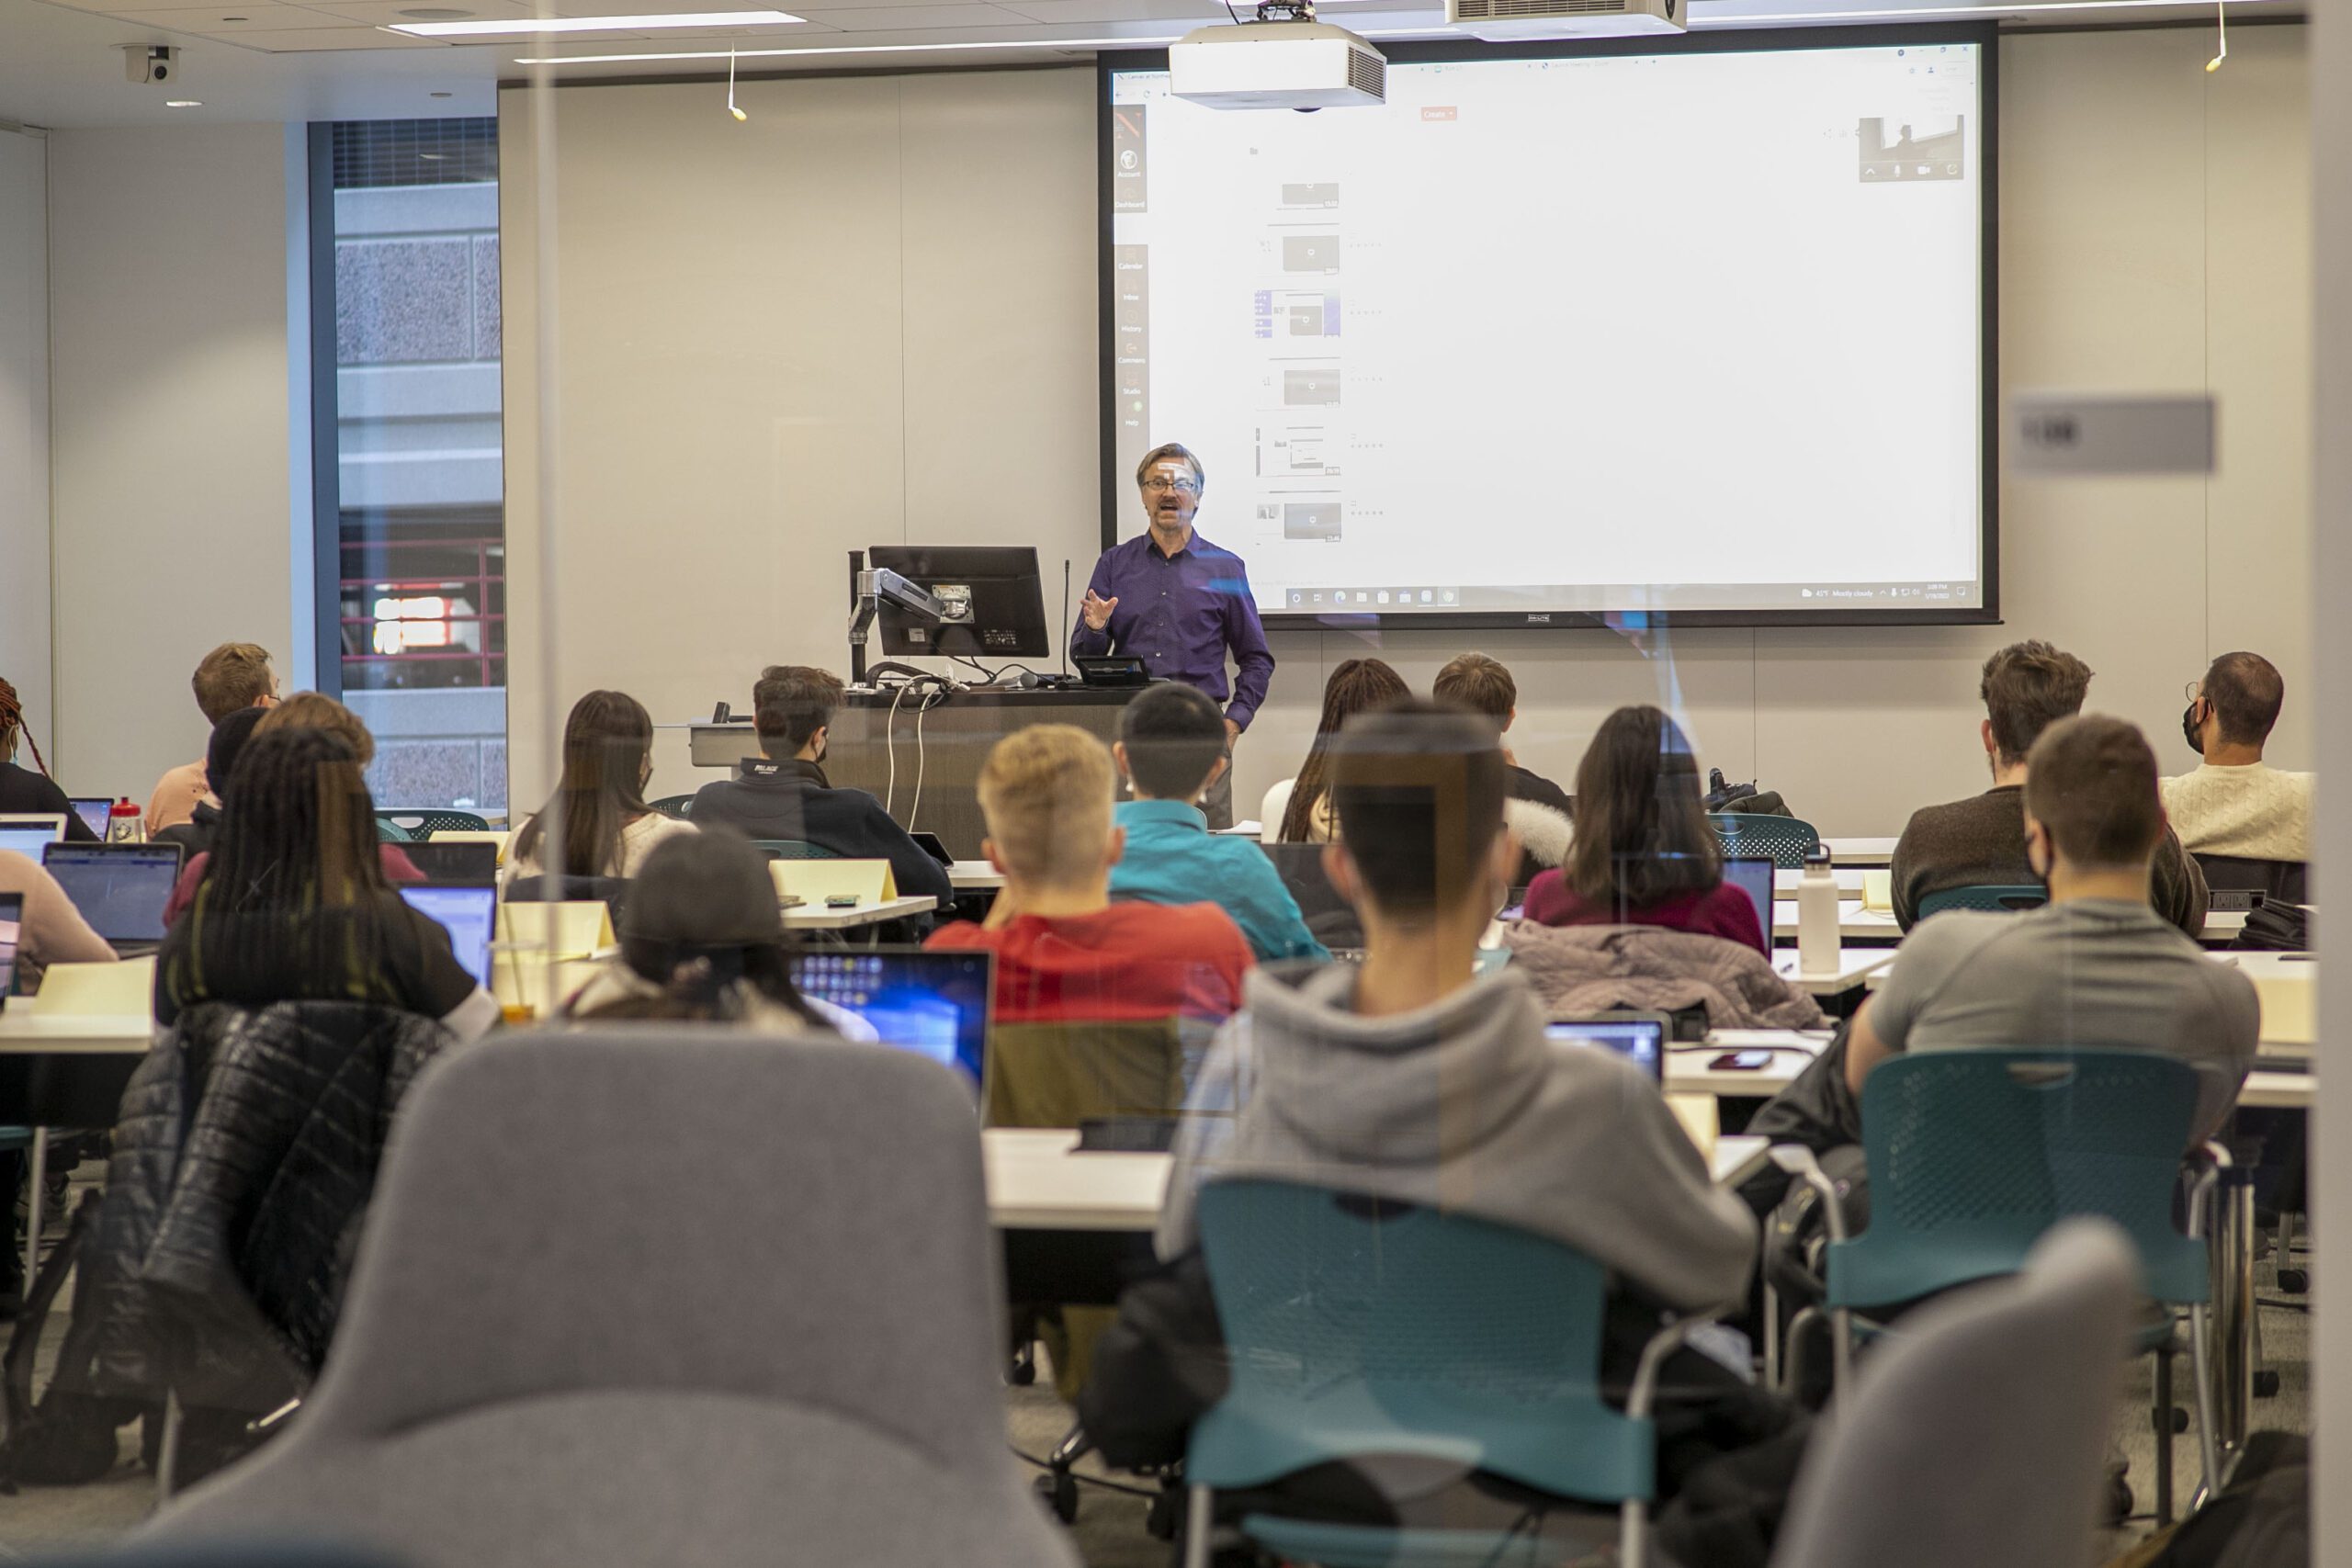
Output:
[1796, 844, 1838, 976]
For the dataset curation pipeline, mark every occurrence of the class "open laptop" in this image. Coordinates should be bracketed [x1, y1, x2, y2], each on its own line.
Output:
[1544, 1014, 1669, 1082]
[400, 840, 501, 886]
[789, 945, 992, 1087]
[1719, 855, 1777, 957]
[69, 798, 113, 840]
[0, 892, 22, 1006]
[40, 841, 184, 954]
[399, 884, 499, 989]
[0, 814, 66, 863]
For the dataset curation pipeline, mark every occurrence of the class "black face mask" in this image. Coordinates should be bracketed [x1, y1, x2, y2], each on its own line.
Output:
[2182, 702, 2205, 759]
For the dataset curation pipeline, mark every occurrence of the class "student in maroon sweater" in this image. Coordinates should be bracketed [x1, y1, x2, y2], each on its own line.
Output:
[1521, 705, 1764, 950]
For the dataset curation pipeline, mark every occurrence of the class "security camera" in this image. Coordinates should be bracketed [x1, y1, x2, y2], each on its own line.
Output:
[124, 45, 179, 85]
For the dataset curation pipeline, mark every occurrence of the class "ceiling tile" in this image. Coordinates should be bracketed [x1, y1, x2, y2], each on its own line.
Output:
[298, 0, 535, 23]
[200, 20, 444, 43]
[788, 3, 1029, 28]
[96, 2, 356, 33]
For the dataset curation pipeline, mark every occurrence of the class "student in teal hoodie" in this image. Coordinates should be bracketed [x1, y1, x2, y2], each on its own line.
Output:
[1109, 682, 1329, 964]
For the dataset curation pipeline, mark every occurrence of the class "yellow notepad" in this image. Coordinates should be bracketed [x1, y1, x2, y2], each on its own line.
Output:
[1860, 870, 1894, 913]
[30, 957, 156, 1016]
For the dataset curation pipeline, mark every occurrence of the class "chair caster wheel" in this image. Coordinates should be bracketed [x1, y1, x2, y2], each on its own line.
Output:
[2170, 1406, 2190, 1435]
[1008, 1359, 1036, 1387]
[1035, 1469, 1079, 1524]
[2105, 1475, 2134, 1526]
[2254, 1370, 2281, 1398]
[2278, 1269, 2309, 1293]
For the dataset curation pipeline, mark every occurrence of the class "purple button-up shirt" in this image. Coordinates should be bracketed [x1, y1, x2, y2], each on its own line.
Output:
[1070, 530, 1276, 731]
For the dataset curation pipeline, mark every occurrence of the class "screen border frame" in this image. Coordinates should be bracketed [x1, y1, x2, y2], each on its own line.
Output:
[1095, 23, 2001, 631]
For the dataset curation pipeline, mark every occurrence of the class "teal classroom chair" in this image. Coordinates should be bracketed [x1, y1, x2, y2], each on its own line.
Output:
[379, 809, 492, 837]
[1774, 1050, 2222, 1524]
[373, 818, 414, 843]
[648, 795, 697, 820]
[753, 840, 840, 861]
[1182, 1179, 1726, 1568]
[1707, 813, 1821, 871]
[1917, 884, 2047, 919]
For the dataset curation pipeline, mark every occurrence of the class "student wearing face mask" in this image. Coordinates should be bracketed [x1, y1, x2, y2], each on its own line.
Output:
[508, 691, 697, 883]
[686, 665, 954, 905]
[2163, 651, 2314, 863]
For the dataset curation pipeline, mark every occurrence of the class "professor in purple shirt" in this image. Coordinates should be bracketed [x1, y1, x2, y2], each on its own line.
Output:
[1071, 442, 1275, 829]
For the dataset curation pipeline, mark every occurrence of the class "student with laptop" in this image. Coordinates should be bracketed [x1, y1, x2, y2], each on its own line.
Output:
[1108, 682, 1328, 964]
[563, 829, 868, 1037]
[1850, 716, 2258, 1143]
[1430, 651, 1574, 885]
[0, 849, 117, 987]
[1081, 705, 1785, 1553]
[1891, 640, 2207, 934]
[688, 665, 953, 906]
[509, 690, 695, 883]
[144, 642, 280, 836]
[155, 728, 497, 1043]
[0, 677, 101, 842]
[2164, 649, 2313, 863]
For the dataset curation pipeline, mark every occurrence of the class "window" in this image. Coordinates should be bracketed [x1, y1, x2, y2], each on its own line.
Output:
[320, 118, 506, 813]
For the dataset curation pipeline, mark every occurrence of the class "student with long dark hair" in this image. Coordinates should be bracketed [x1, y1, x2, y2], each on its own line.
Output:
[1522, 705, 1764, 946]
[0, 677, 99, 840]
[1261, 658, 1410, 844]
[563, 829, 863, 1034]
[510, 690, 693, 882]
[155, 727, 498, 1042]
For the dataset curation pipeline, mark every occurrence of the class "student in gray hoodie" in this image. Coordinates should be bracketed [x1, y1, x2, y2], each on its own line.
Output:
[1081, 703, 1794, 1562]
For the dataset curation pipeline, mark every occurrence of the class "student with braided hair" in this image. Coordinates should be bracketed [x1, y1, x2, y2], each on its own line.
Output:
[0, 677, 100, 841]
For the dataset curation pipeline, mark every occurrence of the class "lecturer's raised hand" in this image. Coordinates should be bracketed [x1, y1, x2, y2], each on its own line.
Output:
[1082, 590, 1120, 631]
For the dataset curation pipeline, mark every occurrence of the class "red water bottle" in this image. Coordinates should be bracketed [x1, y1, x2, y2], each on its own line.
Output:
[106, 797, 144, 844]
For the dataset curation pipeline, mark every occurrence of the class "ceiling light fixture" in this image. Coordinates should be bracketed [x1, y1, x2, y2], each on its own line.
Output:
[165, 98, 201, 106]
[395, 8, 800, 36]
[512, 0, 2290, 63]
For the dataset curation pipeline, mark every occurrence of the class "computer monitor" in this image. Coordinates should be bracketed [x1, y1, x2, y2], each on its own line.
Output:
[0, 815, 65, 863]
[789, 946, 992, 1085]
[1720, 856, 1777, 957]
[400, 840, 501, 886]
[69, 798, 112, 840]
[400, 885, 498, 989]
[866, 546, 1049, 660]
[0, 893, 21, 1006]
[1544, 1015, 1668, 1082]
[41, 842, 184, 946]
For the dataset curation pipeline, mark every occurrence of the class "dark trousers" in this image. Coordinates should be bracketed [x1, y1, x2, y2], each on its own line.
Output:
[1202, 746, 1236, 831]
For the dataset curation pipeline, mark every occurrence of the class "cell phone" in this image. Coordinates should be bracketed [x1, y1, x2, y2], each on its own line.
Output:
[777, 894, 805, 909]
[825, 893, 860, 908]
[1708, 1050, 1776, 1071]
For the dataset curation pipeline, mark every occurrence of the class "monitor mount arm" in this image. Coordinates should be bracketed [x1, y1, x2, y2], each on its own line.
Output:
[847, 552, 947, 684]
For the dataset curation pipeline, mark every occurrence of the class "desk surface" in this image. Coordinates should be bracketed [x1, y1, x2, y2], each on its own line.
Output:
[982, 1127, 1770, 1233]
[0, 1011, 151, 1052]
[949, 861, 1005, 891]
[1770, 947, 1898, 995]
[1819, 838, 1898, 866]
[780, 895, 937, 931]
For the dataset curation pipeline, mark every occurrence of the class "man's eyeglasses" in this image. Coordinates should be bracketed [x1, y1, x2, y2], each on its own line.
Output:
[1141, 475, 1201, 494]
[2183, 680, 2204, 703]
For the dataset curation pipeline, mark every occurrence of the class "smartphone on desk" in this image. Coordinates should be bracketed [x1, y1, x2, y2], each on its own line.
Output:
[825, 893, 860, 908]
[1709, 1050, 1776, 1072]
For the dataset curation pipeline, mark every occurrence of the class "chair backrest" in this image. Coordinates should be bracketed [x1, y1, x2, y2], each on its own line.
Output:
[373, 818, 413, 843]
[753, 839, 841, 861]
[504, 874, 630, 921]
[1259, 841, 1363, 950]
[285, 1031, 1014, 1472]
[1916, 883, 2048, 919]
[1773, 1219, 2137, 1568]
[1187, 1179, 1654, 1503]
[380, 810, 492, 837]
[1706, 813, 1821, 871]
[2194, 852, 2308, 906]
[1830, 1050, 2208, 1310]
[647, 794, 697, 820]
[983, 1018, 1185, 1128]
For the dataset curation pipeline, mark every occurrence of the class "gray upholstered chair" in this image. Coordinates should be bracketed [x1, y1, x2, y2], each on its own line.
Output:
[1770, 1217, 2140, 1568]
[138, 1030, 1078, 1568]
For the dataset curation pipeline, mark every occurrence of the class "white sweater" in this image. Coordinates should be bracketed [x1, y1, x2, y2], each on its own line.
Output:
[506, 811, 696, 882]
[2160, 762, 2313, 862]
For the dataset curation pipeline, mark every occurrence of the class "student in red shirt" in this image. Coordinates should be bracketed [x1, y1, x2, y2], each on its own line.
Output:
[1521, 705, 1764, 949]
[927, 723, 1252, 1027]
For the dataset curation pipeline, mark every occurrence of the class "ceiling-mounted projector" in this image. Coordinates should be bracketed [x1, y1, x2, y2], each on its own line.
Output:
[1446, 0, 1685, 39]
[1170, 0, 1386, 110]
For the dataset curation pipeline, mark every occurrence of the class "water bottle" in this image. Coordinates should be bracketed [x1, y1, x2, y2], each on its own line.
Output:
[106, 796, 144, 844]
[1797, 844, 1838, 976]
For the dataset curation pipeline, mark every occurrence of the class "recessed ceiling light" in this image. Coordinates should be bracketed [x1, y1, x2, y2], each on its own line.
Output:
[165, 99, 201, 107]
[393, 7, 800, 35]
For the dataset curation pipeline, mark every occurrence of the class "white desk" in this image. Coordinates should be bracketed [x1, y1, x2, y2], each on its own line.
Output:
[982, 1128, 1771, 1235]
[1771, 947, 1898, 996]
[780, 895, 937, 932]
[948, 861, 1005, 892]
[1819, 838, 1898, 867]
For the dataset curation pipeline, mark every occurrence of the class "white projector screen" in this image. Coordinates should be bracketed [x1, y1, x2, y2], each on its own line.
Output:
[1102, 32, 1996, 627]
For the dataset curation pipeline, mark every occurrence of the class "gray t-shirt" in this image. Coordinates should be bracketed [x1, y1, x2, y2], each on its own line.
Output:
[1870, 898, 2258, 1140]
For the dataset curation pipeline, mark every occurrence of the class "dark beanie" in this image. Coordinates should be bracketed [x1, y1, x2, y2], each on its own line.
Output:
[206, 705, 270, 802]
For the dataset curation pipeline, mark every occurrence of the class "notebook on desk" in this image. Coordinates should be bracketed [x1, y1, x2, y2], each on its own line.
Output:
[41, 841, 183, 954]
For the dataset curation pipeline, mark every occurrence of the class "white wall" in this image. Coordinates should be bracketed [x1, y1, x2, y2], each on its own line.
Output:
[0, 127, 50, 761]
[45, 123, 306, 795]
[502, 28, 2311, 834]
